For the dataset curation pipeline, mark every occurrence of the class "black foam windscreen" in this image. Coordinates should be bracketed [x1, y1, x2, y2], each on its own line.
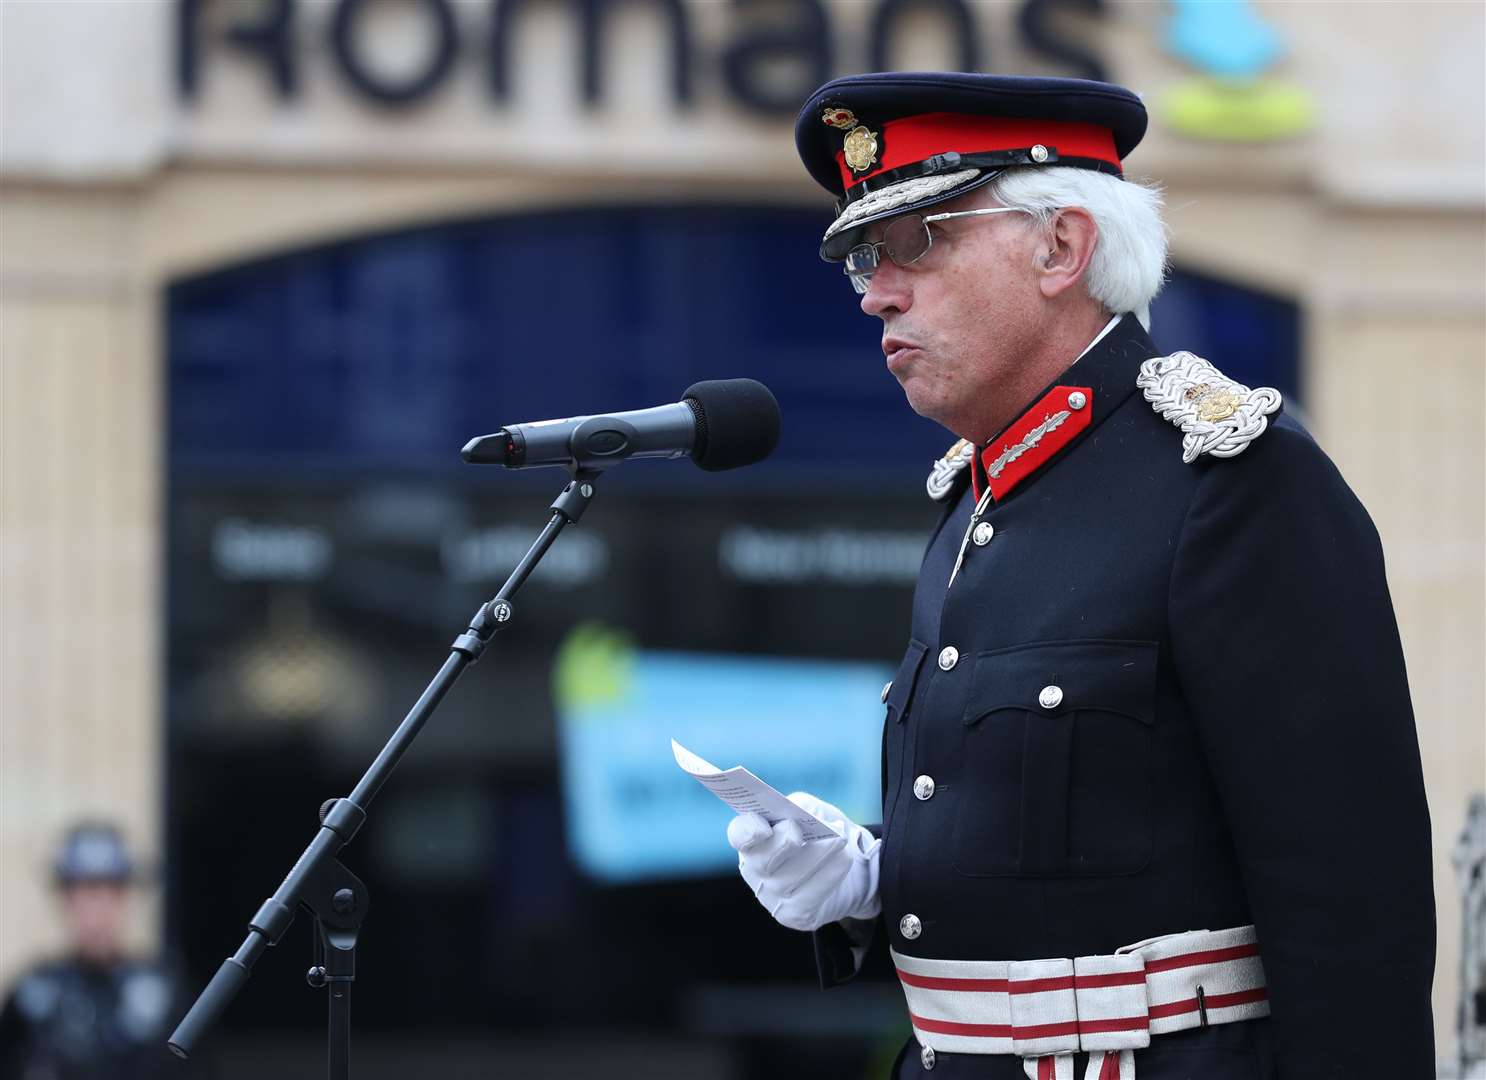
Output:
[681, 379, 781, 472]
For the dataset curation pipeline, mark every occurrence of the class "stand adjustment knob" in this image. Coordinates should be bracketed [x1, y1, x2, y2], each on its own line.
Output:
[306, 966, 328, 988]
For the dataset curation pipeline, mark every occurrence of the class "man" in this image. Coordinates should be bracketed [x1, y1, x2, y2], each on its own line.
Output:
[0, 824, 181, 1080]
[724, 73, 1435, 1079]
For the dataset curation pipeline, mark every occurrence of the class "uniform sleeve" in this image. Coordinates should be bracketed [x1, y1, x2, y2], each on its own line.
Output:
[813, 916, 881, 989]
[0, 984, 30, 1076]
[812, 823, 884, 989]
[1167, 424, 1435, 1078]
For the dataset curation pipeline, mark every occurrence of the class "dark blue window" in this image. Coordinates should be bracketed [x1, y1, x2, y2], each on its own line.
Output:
[168, 205, 1299, 482]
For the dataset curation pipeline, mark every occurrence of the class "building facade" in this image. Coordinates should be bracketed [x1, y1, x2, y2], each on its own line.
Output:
[2, 0, 1483, 1066]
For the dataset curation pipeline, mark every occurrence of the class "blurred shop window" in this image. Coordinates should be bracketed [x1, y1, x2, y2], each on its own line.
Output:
[1150, 267, 1301, 405]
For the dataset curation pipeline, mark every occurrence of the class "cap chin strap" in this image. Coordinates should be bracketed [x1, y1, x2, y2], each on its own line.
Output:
[837, 146, 1127, 214]
[836, 147, 1057, 212]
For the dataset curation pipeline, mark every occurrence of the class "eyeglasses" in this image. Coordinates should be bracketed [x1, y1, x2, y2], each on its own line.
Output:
[843, 207, 1032, 294]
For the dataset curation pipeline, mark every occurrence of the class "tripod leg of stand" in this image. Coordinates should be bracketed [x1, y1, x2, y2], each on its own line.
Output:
[169, 476, 596, 1064]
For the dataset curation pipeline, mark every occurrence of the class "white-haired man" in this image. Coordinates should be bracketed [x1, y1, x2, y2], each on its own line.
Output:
[723, 73, 1434, 1080]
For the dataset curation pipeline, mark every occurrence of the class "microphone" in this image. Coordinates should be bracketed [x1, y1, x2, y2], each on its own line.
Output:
[461, 379, 781, 473]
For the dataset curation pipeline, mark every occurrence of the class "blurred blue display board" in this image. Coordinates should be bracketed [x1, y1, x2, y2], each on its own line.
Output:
[554, 626, 887, 883]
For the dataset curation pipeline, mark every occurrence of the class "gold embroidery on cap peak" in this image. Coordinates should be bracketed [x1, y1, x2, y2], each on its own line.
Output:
[822, 107, 857, 130]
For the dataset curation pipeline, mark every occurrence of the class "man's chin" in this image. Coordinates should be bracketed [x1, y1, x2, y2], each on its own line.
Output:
[898, 380, 947, 426]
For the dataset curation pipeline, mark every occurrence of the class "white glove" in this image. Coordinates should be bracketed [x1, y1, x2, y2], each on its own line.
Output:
[726, 791, 881, 932]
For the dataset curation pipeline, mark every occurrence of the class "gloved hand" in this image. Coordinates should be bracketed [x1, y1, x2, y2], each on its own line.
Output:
[726, 791, 881, 932]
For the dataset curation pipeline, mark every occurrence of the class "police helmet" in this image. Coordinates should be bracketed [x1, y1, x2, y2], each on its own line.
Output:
[53, 822, 135, 886]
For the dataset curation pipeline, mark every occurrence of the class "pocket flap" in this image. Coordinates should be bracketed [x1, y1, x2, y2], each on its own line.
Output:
[961, 640, 1157, 726]
[886, 639, 929, 724]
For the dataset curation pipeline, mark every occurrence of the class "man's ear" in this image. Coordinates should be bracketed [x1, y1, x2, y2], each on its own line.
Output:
[1036, 208, 1099, 300]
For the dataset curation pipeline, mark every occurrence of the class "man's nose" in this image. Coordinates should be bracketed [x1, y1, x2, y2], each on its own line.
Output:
[859, 259, 911, 317]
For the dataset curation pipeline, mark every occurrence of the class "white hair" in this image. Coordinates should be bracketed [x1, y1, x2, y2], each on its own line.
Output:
[982, 166, 1169, 327]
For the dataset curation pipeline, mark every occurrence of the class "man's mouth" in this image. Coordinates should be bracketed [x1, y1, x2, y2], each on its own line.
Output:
[882, 337, 919, 365]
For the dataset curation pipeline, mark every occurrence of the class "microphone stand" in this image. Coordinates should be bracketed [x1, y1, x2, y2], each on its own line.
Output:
[168, 470, 603, 1078]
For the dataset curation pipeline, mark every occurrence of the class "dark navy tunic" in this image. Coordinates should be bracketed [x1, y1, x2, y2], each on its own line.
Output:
[815, 315, 1435, 1080]
[0, 957, 181, 1080]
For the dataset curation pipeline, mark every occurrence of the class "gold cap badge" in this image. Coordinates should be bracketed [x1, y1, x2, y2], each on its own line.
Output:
[843, 126, 880, 174]
[821, 107, 857, 130]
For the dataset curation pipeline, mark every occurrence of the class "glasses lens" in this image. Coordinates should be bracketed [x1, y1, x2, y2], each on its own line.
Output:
[844, 243, 879, 273]
[843, 243, 879, 294]
[883, 215, 932, 266]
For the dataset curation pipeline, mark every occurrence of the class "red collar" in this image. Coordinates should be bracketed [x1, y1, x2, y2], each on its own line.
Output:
[971, 384, 1094, 502]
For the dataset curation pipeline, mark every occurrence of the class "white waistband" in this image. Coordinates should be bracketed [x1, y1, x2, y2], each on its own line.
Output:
[891, 925, 1269, 1077]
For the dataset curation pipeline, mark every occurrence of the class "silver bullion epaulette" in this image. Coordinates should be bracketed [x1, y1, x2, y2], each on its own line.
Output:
[926, 438, 974, 501]
[1137, 351, 1283, 464]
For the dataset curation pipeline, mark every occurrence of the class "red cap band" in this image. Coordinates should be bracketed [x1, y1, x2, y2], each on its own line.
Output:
[836, 113, 1121, 190]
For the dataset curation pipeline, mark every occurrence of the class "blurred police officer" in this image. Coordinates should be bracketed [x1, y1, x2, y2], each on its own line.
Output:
[724, 73, 1435, 1079]
[0, 824, 180, 1080]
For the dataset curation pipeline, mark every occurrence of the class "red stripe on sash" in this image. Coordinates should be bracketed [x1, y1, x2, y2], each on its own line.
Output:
[1009, 975, 1075, 994]
[1073, 970, 1147, 989]
[1144, 943, 1259, 973]
[896, 969, 1009, 992]
[908, 1012, 1013, 1038]
[1149, 987, 1268, 1019]
[1076, 1016, 1150, 1034]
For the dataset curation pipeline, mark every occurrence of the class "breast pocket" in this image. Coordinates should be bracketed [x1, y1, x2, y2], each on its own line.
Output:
[951, 640, 1157, 878]
[881, 640, 929, 837]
